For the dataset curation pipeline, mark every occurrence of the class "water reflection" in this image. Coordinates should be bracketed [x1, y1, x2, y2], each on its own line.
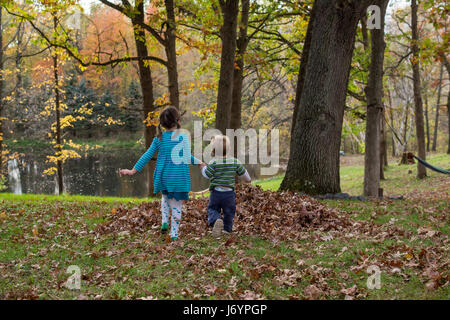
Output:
[5, 152, 284, 198]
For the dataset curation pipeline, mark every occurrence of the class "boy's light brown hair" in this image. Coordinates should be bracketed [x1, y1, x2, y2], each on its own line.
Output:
[210, 135, 231, 157]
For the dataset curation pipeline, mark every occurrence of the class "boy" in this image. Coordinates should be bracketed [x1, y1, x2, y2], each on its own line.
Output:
[201, 135, 251, 238]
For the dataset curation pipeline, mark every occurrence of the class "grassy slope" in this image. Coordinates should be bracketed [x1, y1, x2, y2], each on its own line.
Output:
[0, 154, 448, 300]
[255, 153, 450, 196]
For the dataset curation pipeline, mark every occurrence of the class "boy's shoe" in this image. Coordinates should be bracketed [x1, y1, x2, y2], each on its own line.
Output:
[212, 219, 223, 238]
[161, 223, 169, 234]
[222, 230, 231, 235]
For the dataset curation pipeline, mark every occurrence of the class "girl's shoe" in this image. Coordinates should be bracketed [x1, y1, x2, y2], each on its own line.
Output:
[171, 237, 178, 241]
[161, 223, 169, 234]
[212, 219, 223, 238]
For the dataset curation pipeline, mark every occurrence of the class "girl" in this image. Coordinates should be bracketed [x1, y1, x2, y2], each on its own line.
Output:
[119, 106, 203, 241]
[201, 135, 251, 238]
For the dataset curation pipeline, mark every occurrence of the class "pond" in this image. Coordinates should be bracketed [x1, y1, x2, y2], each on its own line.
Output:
[5, 151, 285, 198]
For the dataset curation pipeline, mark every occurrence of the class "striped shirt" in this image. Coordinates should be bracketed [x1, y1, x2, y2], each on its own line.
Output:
[133, 131, 200, 194]
[204, 157, 246, 190]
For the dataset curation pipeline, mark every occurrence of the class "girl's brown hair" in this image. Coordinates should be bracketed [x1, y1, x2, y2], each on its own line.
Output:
[157, 106, 181, 138]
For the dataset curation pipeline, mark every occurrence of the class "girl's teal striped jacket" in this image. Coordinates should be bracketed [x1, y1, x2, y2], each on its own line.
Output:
[133, 131, 200, 194]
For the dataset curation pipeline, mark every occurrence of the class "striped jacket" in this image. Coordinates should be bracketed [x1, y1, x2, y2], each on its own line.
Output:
[133, 131, 200, 194]
[204, 157, 246, 190]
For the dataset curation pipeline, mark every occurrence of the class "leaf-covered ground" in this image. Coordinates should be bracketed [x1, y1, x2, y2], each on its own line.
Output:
[0, 155, 449, 300]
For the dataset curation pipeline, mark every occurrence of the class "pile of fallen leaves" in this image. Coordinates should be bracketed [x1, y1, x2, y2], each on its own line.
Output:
[95, 184, 359, 241]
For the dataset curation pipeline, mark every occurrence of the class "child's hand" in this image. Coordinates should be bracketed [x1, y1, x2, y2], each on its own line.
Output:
[199, 161, 207, 168]
[118, 168, 137, 176]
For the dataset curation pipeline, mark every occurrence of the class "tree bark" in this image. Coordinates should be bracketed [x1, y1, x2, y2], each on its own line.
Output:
[290, 3, 317, 138]
[447, 89, 450, 154]
[164, 0, 180, 109]
[132, 1, 156, 196]
[0, 7, 4, 175]
[380, 107, 388, 179]
[53, 16, 63, 195]
[402, 103, 410, 152]
[281, 0, 372, 195]
[431, 63, 444, 151]
[424, 91, 430, 152]
[411, 0, 427, 179]
[438, 53, 450, 154]
[363, 0, 388, 197]
[230, 0, 250, 131]
[387, 88, 397, 156]
[215, 0, 239, 133]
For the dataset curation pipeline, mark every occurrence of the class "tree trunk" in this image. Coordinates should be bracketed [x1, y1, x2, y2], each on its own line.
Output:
[380, 107, 388, 179]
[402, 103, 409, 152]
[164, 0, 180, 109]
[16, 21, 24, 91]
[132, 2, 156, 196]
[51, 16, 63, 195]
[364, 0, 388, 197]
[424, 91, 430, 152]
[411, 0, 427, 179]
[447, 90, 450, 154]
[290, 3, 317, 138]
[215, 0, 239, 133]
[0, 7, 4, 175]
[281, 0, 372, 195]
[387, 89, 397, 156]
[431, 63, 444, 151]
[230, 0, 250, 131]
[439, 53, 450, 154]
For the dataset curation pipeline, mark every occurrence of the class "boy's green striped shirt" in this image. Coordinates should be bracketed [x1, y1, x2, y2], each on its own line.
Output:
[204, 157, 246, 190]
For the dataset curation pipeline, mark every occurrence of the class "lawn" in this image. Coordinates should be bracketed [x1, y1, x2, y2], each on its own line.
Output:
[0, 154, 448, 300]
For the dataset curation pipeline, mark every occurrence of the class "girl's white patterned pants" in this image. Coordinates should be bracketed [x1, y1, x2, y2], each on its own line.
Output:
[161, 194, 183, 239]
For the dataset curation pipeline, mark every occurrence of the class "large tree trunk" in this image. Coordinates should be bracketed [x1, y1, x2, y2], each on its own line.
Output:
[230, 0, 250, 131]
[411, 0, 427, 179]
[290, 3, 317, 138]
[280, 0, 372, 195]
[431, 63, 444, 151]
[215, 0, 239, 133]
[164, 0, 180, 109]
[132, 2, 156, 196]
[364, 0, 388, 197]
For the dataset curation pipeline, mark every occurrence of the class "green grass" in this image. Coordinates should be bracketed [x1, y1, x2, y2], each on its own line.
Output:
[0, 192, 152, 204]
[255, 153, 450, 196]
[0, 154, 448, 300]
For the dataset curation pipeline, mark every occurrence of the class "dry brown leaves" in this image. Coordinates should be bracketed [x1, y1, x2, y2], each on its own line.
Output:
[95, 184, 360, 241]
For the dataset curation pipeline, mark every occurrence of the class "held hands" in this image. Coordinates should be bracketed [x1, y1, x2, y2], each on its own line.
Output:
[118, 168, 137, 176]
[199, 161, 207, 168]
